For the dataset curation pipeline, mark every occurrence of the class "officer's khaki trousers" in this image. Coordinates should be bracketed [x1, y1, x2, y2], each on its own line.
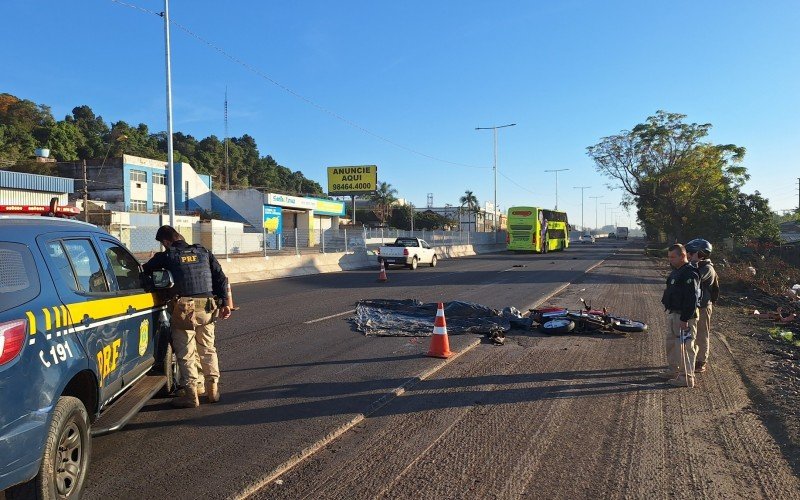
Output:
[171, 297, 220, 387]
[695, 304, 713, 365]
[665, 312, 698, 381]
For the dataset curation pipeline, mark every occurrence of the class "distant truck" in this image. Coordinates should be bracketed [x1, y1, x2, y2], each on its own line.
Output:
[377, 237, 437, 270]
[617, 227, 629, 240]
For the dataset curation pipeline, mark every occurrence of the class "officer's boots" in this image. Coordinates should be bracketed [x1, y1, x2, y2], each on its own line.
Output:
[172, 385, 200, 408]
[206, 379, 220, 403]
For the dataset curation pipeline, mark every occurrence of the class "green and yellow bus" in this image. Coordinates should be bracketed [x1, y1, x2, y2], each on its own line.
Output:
[506, 206, 570, 253]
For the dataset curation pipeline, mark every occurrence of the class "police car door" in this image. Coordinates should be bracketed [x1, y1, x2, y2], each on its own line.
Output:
[95, 238, 157, 384]
[37, 234, 124, 403]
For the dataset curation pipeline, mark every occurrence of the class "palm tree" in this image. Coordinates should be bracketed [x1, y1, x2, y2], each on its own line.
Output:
[459, 190, 479, 232]
[369, 182, 398, 224]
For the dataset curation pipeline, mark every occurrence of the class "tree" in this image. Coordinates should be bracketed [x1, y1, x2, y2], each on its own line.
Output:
[45, 120, 84, 161]
[0, 93, 325, 197]
[369, 182, 398, 224]
[459, 190, 479, 232]
[66, 105, 110, 158]
[587, 111, 776, 243]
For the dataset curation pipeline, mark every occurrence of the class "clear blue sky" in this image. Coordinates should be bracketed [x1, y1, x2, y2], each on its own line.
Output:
[4, 1, 799, 229]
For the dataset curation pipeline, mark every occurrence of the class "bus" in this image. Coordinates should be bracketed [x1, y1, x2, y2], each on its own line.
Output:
[506, 206, 570, 253]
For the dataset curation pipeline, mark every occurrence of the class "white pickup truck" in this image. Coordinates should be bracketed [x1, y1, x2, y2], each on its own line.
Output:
[377, 237, 437, 270]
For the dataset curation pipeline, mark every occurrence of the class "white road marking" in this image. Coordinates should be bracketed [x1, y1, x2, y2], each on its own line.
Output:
[304, 310, 355, 324]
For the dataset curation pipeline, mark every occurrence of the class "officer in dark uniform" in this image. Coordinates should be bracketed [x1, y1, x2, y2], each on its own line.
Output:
[660, 243, 700, 387]
[143, 225, 232, 407]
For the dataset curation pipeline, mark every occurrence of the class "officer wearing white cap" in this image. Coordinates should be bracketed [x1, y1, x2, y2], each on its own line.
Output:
[144, 225, 232, 407]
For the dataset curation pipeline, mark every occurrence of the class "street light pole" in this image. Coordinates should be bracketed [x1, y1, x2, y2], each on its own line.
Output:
[476, 123, 516, 241]
[601, 202, 612, 228]
[573, 186, 590, 231]
[162, 0, 176, 226]
[544, 168, 569, 210]
[589, 195, 603, 232]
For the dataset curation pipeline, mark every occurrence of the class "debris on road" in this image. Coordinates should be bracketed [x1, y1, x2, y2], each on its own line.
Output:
[354, 299, 519, 337]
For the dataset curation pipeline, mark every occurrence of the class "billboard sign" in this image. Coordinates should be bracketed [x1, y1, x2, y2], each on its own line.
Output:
[327, 165, 377, 196]
[265, 193, 345, 216]
[262, 205, 283, 233]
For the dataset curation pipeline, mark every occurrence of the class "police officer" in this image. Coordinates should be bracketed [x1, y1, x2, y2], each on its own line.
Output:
[686, 238, 719, 373]
[660, 243, 701, 387]
[143, 225, 232, 407]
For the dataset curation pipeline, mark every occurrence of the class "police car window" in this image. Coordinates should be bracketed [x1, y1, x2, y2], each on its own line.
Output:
[46, 241, 80, 292]
[61, 239, 109, 293]
[0, 242, 41, 313]
[99, 240, 142, 291]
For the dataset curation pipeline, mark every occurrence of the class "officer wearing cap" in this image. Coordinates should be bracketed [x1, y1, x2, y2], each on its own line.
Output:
[660, 243, 701, 387]
[143, 225, 232, 407]
[686, 238, 719, 373]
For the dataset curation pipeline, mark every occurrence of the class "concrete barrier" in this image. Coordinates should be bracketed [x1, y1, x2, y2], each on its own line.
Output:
[221, 244, 508, 284]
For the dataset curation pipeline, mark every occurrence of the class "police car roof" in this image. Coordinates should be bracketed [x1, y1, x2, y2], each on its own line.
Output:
[0, 216, 104, 238]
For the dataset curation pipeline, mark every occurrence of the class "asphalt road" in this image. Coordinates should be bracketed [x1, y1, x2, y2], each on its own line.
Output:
[253, 245, 800, 500]
[82, 241, 617, 499]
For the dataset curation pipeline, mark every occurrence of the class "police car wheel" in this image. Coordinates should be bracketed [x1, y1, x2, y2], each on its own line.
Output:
[8, 396, 91, 500]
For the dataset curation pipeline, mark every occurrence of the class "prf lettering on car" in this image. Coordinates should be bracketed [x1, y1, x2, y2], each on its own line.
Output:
[180, 254, 198, 263]
[96, 338, 122, 386]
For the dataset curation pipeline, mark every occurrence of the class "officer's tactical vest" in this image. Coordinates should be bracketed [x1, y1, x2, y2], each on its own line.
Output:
[167, 244, 214, 297]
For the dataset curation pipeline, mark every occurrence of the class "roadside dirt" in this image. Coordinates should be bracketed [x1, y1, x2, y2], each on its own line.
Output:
[712, 295, 800, 476]
[253, 247, 800, 499]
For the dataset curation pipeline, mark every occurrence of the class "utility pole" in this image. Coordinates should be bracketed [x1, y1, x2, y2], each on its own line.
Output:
[589, 195, 603, 232]
[573, 186, 590, 231]
[82, 160, 89, 222]
[544, 168, 569, 210]
[476, 123, 516, 242]
[601, 202, 613, 228]
[224, 87, 229, 190]
[162, 0, 176, 226]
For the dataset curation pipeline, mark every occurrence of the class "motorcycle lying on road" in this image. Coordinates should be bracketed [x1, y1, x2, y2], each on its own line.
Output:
[530, 298, 648, 335]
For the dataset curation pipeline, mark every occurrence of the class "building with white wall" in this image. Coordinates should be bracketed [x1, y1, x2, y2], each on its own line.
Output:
[211, 189, 345, 246]
[58, 154, 212, 214]
[0, 170, 74, 205]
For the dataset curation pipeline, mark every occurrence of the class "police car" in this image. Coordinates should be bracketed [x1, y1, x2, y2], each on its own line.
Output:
[0, 204, 178, 499]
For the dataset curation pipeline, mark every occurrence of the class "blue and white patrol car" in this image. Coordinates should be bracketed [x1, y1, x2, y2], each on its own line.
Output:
[0, 206, 177, 499]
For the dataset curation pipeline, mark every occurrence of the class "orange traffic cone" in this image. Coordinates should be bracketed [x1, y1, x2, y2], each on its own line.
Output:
[378, 260, 389, 282]
[427, 302, 453, 358]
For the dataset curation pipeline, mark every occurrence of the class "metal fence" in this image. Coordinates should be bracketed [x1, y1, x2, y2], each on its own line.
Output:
[103, 224, 507, 259]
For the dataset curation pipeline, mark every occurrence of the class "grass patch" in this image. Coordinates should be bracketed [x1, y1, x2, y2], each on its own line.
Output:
[767, 326, 800, 348]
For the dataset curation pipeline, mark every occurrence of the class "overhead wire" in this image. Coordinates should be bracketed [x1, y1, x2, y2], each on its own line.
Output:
[108, 0, 487, 170]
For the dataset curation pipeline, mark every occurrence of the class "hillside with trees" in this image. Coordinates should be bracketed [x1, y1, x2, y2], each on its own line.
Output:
[0, 93, 323, 195]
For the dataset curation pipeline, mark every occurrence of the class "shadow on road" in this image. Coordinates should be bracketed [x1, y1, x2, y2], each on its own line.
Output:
[127, 366, 669, 430]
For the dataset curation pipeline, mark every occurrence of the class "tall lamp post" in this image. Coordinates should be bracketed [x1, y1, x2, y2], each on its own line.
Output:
[589, 195, 603, 233]
[601, 202, 613, 228]
[476, 123, 516, 241]
[607, 208, 618, 229]
[573, 186, 590, 231]
[162, 0, 176, 226]
[544, 168, 569, 210]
